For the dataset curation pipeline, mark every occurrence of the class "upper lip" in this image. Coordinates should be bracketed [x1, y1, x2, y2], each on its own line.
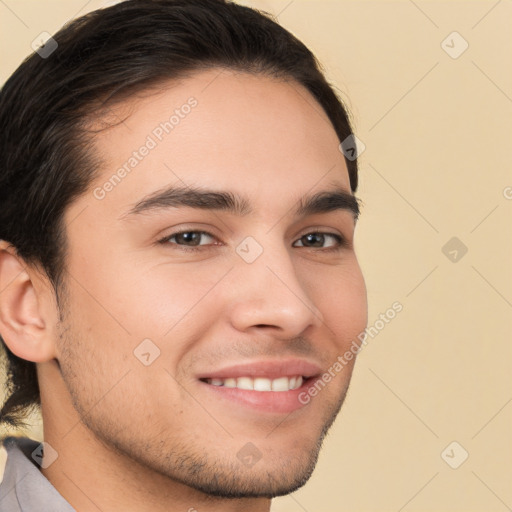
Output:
[196, 359, 323, 380]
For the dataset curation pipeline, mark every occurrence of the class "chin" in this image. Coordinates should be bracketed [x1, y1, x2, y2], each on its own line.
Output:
[185, 451, 321, 499]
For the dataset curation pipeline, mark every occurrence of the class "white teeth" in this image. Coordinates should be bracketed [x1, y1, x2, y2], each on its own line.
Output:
[223, 378, 237, 388]
[205, 375, 304, 392]
[271, 377, 289, 391]
[292, 376, 303, 390]
[236, 377, 253, 390]
[253, 378, 272, 391]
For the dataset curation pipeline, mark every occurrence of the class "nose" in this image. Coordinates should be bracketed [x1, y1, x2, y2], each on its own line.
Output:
[228, 242, 323, 337]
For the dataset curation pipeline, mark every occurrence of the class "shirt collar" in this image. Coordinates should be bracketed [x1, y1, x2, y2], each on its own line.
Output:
[0, 436, 75, 512]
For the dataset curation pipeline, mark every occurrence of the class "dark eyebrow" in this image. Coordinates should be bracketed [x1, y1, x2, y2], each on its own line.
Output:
[119, 185, 360, 221]
[296, 188, 360, 220]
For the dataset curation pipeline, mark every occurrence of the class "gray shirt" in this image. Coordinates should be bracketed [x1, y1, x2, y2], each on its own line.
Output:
[0, 436, 75, 511]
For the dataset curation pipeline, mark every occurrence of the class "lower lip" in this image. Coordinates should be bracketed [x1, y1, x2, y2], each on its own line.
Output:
[198, 377, 318, 414]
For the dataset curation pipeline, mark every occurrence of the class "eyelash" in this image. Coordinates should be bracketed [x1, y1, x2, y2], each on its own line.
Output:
[157, 229, 348, 253]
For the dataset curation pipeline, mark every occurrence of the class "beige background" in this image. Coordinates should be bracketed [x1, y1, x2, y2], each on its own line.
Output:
[1, 1, 511, 510]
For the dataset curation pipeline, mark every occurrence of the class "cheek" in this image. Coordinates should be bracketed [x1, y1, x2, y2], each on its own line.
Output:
[115, 259, 232, 328]
[57, 301, 194, 436]
[309, 259, 368, 347]
[69, 252, 228, 352]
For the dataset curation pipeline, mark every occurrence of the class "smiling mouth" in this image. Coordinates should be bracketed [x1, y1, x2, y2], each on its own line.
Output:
[197, 371, 322, 414]
[200, 375, 305, 391]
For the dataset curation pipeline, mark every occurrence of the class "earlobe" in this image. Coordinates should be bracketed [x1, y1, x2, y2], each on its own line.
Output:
[0, 241, 58, 363]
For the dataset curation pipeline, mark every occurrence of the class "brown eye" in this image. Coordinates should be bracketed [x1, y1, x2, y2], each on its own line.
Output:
[158, 230, 217, 251]
[173, 231, 204, 246]
[293, 232, 346, 251]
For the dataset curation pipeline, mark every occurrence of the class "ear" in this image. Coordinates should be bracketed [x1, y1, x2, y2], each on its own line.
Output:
[0, 240, 59, 363]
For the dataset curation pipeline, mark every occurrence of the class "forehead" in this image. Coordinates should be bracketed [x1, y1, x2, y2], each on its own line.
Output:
[75, 68, 351, 222]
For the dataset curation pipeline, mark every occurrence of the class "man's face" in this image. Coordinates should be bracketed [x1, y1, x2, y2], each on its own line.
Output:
[54, 68, 367, 497]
